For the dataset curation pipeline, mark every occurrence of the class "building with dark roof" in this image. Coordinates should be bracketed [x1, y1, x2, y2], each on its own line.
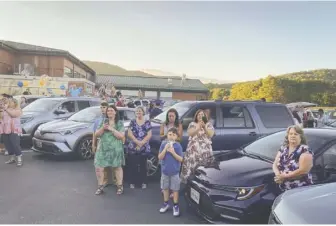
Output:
[0, 40, 95, 82]
[96, 74, 209, 100]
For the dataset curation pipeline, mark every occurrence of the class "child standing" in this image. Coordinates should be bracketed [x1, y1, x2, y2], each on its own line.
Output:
[158, 127, 183, 217]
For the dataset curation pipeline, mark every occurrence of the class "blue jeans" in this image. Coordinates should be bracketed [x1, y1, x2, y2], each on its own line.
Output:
[3, 133, 22, 156]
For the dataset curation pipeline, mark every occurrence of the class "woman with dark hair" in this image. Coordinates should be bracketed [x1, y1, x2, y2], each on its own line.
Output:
[272, 125, 313, 191]
[160, 108, 183, 141]
[94, 105, 125, 195]
[180, 109, 215, 184]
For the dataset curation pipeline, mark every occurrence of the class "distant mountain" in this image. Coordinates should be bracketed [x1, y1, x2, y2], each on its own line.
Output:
[83, 61, 155, 77]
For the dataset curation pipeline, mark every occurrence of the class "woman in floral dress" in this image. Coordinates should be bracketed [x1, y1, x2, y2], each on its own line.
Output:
[94, 105, 125, 195]
[127, 106, 152, 189]
[273, 125, 313, 191]
[180, 109, 215, 184]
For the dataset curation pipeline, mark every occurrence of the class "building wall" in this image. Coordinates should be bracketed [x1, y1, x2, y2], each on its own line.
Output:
[0, 48, 14, 74]
[172, 91, 208, 100]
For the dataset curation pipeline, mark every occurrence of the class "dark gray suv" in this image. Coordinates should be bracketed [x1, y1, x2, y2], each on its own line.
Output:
[147, 100, 295, 175]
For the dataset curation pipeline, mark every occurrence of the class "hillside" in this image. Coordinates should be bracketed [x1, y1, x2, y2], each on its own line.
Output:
[83, 61, 155, 77]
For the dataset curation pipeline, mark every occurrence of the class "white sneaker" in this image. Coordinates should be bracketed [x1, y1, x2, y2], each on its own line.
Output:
[159, 203, 170, 213]
[142, 184, 147, 189]
[130, 184, 135, 189]
[173, 205, 180, 217]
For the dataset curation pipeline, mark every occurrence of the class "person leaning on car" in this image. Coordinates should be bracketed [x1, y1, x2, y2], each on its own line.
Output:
[92, 101, 115, 186]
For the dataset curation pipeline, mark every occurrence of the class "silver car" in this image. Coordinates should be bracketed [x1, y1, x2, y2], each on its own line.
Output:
[20, 97, 100, 143]
[32, 106, 136, 160]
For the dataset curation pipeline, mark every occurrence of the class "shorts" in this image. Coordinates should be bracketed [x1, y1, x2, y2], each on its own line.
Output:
[161, 173, 180, 191]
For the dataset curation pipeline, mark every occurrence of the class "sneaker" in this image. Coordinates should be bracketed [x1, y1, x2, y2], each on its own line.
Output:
[5, 156, 15, 164]
[16, 155, 23, 167]
[159, 203, 170, 213]
[130, 184, 135, 189]
[4, 151, 8, 156]
[142, 184, 147, 189]
[173, 205, 180, 217]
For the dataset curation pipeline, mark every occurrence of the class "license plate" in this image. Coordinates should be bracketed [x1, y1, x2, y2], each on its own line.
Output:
[35, 140, 42, 148]
[190, 187, 200, 204]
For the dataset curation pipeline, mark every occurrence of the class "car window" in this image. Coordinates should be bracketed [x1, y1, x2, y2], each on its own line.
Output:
[27, 98, 38, 104]
[77, 101, 90, 111]
[23, 99, 61, 112]
[68, 107, 101, 123]
[221, 105, 254, 128]
[154, 102, 194, 124]
[322, 144, 336, 169]
[119, 110, 136, 121]
[256, 105, 294, 128]
[182, 104, 216, 129]
[330, 111, 336, 120]
[134, 101, 141, 106]
[59, 101, 76, 113]
[90, 101, 101, 106]
[245, 131, 330, 160]
[143, 101, 149, 107]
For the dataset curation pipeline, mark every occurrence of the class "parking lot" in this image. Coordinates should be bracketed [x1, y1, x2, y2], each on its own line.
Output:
[0, 150, 203, 224]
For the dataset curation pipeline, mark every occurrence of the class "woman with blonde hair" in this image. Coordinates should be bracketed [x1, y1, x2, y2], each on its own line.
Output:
[94, 105, 125, 195]
[127, 106, 152, 189]
[273, 125, 313, 191]
[1, 97, 23, 166]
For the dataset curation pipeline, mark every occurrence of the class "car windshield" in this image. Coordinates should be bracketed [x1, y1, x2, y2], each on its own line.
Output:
[153, 102, 193, 123]
[244, 131, 330, 161]
[68, 107, 101, 123]
[23, 99, 61, 112]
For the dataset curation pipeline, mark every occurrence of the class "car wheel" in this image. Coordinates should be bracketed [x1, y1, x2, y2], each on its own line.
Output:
[76, 137, 94, 160]
[147, 153, 159, 177]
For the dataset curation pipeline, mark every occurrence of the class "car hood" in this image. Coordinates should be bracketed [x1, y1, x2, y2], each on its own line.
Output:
[196, 151, 273, 187]
[21, 111, 43, 118]
[39, 120, 91, 132]
[274, 183, 336, 224]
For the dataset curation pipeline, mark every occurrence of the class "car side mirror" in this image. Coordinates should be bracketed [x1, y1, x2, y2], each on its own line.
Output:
[54, 109, 66, 115]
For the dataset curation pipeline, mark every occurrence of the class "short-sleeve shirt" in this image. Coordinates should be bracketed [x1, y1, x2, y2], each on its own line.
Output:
[127, 119, 152, 155]
[159, 141, 183, 176]
[277, 144, 313, 191]
[93, 115, 105, 132]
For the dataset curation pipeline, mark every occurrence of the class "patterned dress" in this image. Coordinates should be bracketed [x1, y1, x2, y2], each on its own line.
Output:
[127, 119, 152, 155]
[180, 122, 214, 184]
[277, 144, 313, 191]
[94, 121, 125, 168]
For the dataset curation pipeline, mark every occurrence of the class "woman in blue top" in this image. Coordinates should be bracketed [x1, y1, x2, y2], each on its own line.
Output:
[127, 106, 152, 189]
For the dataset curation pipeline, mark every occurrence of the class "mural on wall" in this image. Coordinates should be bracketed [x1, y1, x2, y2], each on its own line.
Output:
[67, 84, 83, 97]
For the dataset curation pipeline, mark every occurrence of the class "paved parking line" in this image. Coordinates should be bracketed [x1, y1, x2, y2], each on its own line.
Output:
[22, 150, 34, 153]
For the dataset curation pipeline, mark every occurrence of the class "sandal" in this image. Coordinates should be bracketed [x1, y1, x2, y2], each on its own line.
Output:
[116, 185, 123, 195]
[95, 185, 104, 195]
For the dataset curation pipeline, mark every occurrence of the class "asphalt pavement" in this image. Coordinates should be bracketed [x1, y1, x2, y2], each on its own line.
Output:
[0, 150, 204, 224]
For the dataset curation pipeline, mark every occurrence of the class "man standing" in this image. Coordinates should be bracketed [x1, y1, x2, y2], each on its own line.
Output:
[92, 101, 115, 186]
[150, 100, 163, 119]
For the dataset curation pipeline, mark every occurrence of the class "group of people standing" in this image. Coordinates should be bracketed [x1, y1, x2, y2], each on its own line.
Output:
[0, 94, 23, 166]
[91, 100, 216, 217]
[291, 107, 326, 128]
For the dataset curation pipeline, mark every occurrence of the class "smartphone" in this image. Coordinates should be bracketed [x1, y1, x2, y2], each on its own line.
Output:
[104, 118, 109, 129]
[202, 115, 208, 124]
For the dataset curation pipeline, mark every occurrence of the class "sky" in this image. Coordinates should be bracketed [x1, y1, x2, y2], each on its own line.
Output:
[1, 1, 336, 82]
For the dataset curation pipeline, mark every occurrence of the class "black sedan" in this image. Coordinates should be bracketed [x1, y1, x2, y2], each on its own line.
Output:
[185, 128, 336, 224]
[269, 182, 336, 224]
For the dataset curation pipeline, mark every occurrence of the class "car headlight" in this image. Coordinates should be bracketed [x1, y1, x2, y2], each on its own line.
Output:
[236, 185, 265, 200]
[59, 127, 87, 135]
[21, 117, 33, 124]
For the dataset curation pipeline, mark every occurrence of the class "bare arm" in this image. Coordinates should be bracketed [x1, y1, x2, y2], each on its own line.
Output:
[5, 107, 22, 118]
[187, 123, 200, 137]
[128, 129, 139, 144]
[171, 151, 183, 163]
[110, 127, 124, 140]
[178, 124, 183, 141]
[158, 146, 167, 160]
[284, 153, 313, 179]
[205, 123, 215, 138]
[272, 151, 281, 176]
[142, 130, 152, 144]
[95, 127, 105, 137]
[160, 124, 166, 139]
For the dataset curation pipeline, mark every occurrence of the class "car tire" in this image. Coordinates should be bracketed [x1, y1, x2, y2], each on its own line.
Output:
[147, 151, 160, 178]
[75, 137, 94, 160]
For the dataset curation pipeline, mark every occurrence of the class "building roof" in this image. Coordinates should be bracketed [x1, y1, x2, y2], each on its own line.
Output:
[0, 40, 95, 75]
[96, 74, 209, 93]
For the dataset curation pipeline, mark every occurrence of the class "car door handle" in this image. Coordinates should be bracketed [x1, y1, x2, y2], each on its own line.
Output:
[249, 132, 257, 136]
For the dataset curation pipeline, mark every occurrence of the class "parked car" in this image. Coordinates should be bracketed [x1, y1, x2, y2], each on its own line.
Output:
[185, 128, 336, 224]
[269, 183, 336, 224]
[14, 95, 44, 108]
[146, 100, 295, 176]
[32, 106, 136, 160]
[20, 97, 100, 144]
[324, 110, 336, 125]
